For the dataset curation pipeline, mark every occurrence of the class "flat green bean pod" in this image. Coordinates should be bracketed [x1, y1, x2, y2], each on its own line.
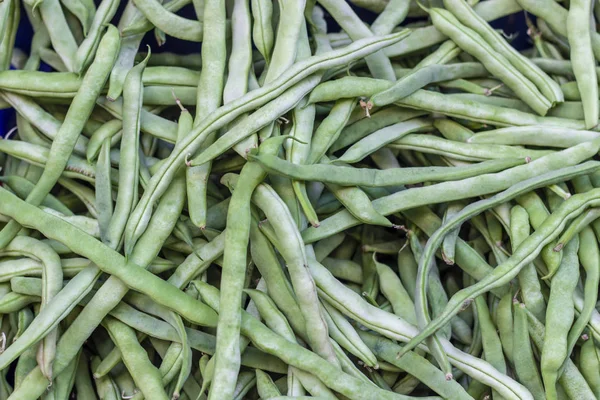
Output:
[249, 151, 525, 187]
[399, 184, 600, 359]
[304, 136, 600, 243]
[124, 30, 411, 256]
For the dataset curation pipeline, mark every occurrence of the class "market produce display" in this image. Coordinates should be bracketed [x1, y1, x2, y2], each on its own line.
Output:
[2, 0, 600, 399]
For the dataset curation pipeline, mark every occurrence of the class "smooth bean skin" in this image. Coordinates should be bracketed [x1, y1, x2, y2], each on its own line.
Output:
[444, 0, 563, 104]
[397, 172, 600, 359]
[250, 152, 525, 187]
[515, 191, 562, 279]
[541, 236, 580, 400]
[308, 98, 355, 164]
[510, 205, 546, 322]
[251, 0, 273, 64]
[124, 31, 411, 257]
[331, 107, 425, 153]
[0, 25, 121, 249]
[469, 126, 600, 148]
[371, 62, 488, 106]
[194, 281, 420, 400]
[103, 317, 169, 400]
[210, 147, 272, 398]
[567, 0, 599, 129]
[564, 226, 600, 370]
[303, 139, 600, 244]
[102, 51, 148, 250]
[308, 259, 533, 399]
[317, 0, 396, 80]
[522, 306, 596, 400]
[579, 339, 600, 398]
[513, 301, 546, 400]
[308, 77, 585, 128]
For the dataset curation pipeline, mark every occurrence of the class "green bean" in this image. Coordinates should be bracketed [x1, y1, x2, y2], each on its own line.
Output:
[304, 139, 600, 244]
[579, 338, 600, 398]
[375, 257, 416, 325]
[103, 317, 168, 400]
[327, 181, 396, 228]
[250, 151, 525, 187]
[470, 125, 600, 148]
[515, 191, 562, 279]
[125, 292, 192, 399]
[560, 226, 600, 374]
[0, 70, 81, 98]
[0, 236, 62, 380]
[331, 107, 425, 153]
[311, 77, 586, 128]
[371, 0, 410, 36]
[512, 300, 545, 400]
[474, 295, 506, 398]
[125, 0, 203, 42]
[123, 32, 410, 256]
[0, 185, 218, 399]
[207, 137, 281, 399]
[510, 204, 546, 322]
[522, 304, 596, 400]
[225, 0, 257, 160]
[398, 186, 600, 361]
[425, 10, 550, 115]
[194, 280, 440, 400]
[308, 99, 355, 164]
[249, 219, 307, 336]
[95, 139, 113, 239]
[186, 0, 226, 235]
[318, 0, 396, 80]
[492, 292, 513, 364]
[0, 1, 15, 65]
[256, 369, 281, 399]
[321, 257, 362, 284]
[399, 134, 553, 161]
[445, 0, 563, 104]
[251, 0, 273, 64]
[44, 349, 80, 400]
[567, 0, 598, 128]
[38, 0, 78, 71]
[308, 259, 532, 399]
[371, 63, 489, 106]
[313, 233, 345, 262]
[286, 24, 321, 227]
[73, 1, 118, 72]
[0, 291, 38, 312]
[0, 92, 89, 156]
[243, 176, 338, 365]
[440, 202, 462, 265]
[102, 52, 148, 249]
[97, 97, 178, 144]
[321, 300, 378, 367]
[242, 286, 308, 396]
[90, 356, 121, 400]
[363, 239, 404, 254]
[0, 25, 119, 250]
[13, 307, 33, 343]
[336, 118, 431, 163]
[0, 175, 71, 215]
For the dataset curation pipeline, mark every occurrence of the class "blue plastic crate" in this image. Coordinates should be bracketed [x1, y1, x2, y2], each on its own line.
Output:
[0, 3, 531, 137]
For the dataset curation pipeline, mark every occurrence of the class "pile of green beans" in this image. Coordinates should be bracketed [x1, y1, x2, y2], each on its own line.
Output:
[3, 0, 600, 399]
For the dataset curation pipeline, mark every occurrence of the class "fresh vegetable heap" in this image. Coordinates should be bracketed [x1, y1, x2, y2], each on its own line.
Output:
[1, 0, 600, 399]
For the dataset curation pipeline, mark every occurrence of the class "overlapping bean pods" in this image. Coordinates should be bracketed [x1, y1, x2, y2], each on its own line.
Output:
[2, 1, 600, 399]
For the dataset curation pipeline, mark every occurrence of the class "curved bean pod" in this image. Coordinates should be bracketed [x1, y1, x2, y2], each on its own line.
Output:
[399, 186, 600, 360]
[123, 31, 411, 256]
[0, 25, 120, 249]
[303, 139, 600, 243]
